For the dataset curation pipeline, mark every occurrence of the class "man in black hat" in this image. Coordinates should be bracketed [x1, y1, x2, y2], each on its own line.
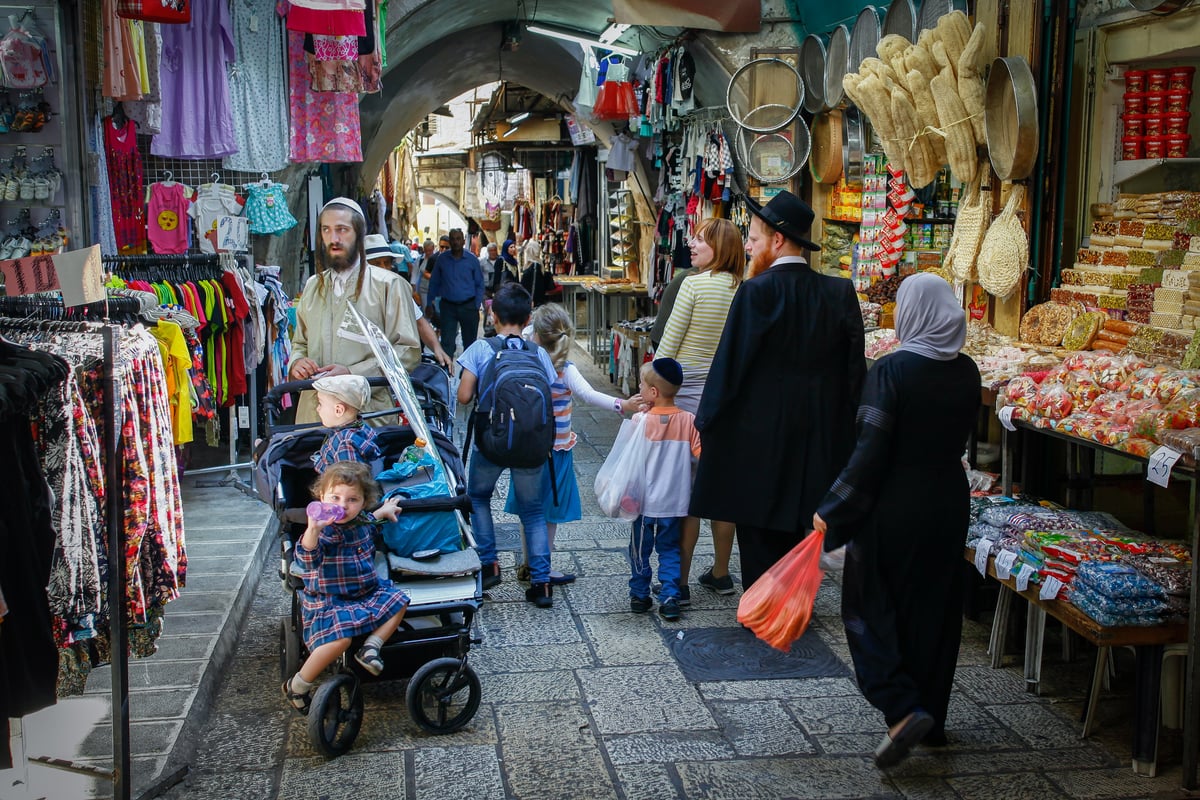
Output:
[690, 190, 865, 590]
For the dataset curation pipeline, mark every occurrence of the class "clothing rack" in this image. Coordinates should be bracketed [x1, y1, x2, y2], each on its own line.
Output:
[102, 252, 258, 497]
[0, 319, 132, 800]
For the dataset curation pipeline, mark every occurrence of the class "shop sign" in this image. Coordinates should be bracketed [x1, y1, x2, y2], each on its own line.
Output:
[566, 115, 595, 146]
[0, 244, 103, 307]
[1147, 445, 1183, 488]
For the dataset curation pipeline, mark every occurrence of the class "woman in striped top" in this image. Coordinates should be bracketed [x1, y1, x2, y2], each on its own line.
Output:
[653, 217, 744, 600]
[506, 303, 642, 584]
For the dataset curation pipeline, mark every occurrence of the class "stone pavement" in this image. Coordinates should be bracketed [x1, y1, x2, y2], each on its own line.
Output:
[6, 345, 1197, 799]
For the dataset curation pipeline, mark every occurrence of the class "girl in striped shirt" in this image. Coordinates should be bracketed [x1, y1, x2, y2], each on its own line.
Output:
[507, 303, 642, 583]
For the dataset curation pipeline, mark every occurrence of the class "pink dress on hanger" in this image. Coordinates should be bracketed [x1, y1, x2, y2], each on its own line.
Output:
[287, 30, 362, 163]
[104, 117, 146, 254]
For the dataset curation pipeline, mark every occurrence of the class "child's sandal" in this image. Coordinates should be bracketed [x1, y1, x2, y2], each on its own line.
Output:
[282, 679, 312, 715]
[354, 644, 384, 676]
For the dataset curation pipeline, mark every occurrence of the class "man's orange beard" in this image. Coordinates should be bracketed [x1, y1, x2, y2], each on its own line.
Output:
[747, 247, 776, 279]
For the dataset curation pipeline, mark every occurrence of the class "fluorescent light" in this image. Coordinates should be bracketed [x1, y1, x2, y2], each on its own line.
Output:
[526, 24, 639, 56]
[501, 126, 520, 138]
[599, 23, 630, 45]
[507, 111, 531, 124]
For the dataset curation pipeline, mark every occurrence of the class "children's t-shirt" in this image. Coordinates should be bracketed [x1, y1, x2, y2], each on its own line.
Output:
[189, 188, 243, 254]
[147, 182, 192, 254]
[456, 335, 557, 386]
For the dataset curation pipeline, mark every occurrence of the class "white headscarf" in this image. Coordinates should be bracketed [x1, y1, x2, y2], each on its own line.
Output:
[894, 274, 965, 361]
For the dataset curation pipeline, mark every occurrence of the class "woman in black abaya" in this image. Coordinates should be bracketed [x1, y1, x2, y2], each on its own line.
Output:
[813, 273, 980, 769]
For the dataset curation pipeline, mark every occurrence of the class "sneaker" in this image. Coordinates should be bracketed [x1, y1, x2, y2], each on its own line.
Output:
[525, 582, 553, 608]
[698, 568, 736, 595]
[630, 596, 652, 613]
[678, 585, 691, 607]
[658, 598, 681, 621]
[549, 571, 576, 585]
[354, 644, 384, 676]
[482, 561, 502, 590]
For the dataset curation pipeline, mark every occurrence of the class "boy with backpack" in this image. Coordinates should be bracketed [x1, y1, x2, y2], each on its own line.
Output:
[456, 282, 559, 608]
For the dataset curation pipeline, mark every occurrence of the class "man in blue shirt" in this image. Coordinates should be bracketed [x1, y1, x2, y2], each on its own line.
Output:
[427, 227, 485, 356]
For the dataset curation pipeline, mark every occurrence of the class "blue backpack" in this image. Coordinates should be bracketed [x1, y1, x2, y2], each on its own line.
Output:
[469, 335, 555, 469]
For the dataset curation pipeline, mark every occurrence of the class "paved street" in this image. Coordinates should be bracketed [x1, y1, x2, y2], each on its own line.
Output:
[141, 348, 1193, 800]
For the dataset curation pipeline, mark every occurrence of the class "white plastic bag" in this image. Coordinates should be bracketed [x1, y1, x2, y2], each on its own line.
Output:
[594, 415, 651, 520]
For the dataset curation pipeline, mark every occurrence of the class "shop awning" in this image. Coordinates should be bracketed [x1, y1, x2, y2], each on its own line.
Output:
[612, 0, 760, 32]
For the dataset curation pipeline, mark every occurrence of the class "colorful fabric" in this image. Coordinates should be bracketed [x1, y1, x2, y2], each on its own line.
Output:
[104, 118, 146, 254]
[287, 30, 362, 163]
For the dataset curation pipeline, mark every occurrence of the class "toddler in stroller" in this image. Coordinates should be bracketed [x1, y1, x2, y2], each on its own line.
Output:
[283, 462, 411, 711]
[256, 370, 482, 757]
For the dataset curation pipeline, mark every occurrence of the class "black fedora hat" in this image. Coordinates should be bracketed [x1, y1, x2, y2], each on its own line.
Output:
[744, 190, 821, 251]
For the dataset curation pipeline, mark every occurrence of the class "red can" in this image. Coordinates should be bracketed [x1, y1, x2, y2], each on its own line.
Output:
[1147, 69, 1171, 93]
[1123, 113, 1146, 137]
[1168, 66, 1196, 92]
[1144, 114, 1165, 137]
[1125, 69, 1147, 93]
[1124, 92, 1147, 114]
[1122, 135, 1145, 160]
[1166, 90, 1192, 113]
[1145, 91, 1169, 115]
[1166, 134, 1192, 158]
[1165, 111, 1192, 135]
[1144, 136, 1167, 159]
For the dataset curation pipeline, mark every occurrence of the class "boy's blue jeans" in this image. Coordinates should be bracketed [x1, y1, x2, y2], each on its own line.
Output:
[467, 446, 550, 584]
[629, 516, 682, 601]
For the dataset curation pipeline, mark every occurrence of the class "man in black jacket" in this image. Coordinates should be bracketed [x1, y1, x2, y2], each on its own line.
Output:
[690, 191, 865, 589]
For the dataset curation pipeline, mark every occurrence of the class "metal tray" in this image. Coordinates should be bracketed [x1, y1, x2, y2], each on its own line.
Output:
[843, 105, 866, 187]
[916, 0, 969, 38]
[985, 55, 1040, 180]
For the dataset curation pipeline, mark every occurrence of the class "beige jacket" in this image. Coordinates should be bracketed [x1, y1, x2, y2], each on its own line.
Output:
[292, 263, 420, 424]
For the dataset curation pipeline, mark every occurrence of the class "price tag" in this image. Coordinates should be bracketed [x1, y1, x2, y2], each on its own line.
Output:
[1146, 446, 1183, 489]
[238, 406, 250, 428]
[998, 405, 1017, 432]
[1015, 563, 1035, 592]
[1039, 575, 1065, 601]
[249, 14, 259, 32]
[974, 538, 994, 577]
[995, 550, 1018, 580]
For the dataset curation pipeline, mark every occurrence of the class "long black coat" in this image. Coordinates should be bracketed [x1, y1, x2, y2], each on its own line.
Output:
[690, 260, 865, 531]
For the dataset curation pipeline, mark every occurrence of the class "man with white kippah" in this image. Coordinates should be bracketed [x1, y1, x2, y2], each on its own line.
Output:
[289, 197, 422, 425]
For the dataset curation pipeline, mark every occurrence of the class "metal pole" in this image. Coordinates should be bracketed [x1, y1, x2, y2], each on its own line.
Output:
[103, 325, 131, 800]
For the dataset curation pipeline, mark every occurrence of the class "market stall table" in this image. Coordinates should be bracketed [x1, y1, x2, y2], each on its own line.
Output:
[996, 419, 1200, 778]
[585, 283, 647, 369]
[969, 546, 1187, 776]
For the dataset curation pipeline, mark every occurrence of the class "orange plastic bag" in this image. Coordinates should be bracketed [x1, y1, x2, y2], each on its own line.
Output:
[736, 531, 825, 652]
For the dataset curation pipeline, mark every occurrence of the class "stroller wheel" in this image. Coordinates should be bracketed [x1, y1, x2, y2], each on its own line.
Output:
[307, 673, 364, 758]
[279, 618, 301, 683]
[406, 657, 481, 734]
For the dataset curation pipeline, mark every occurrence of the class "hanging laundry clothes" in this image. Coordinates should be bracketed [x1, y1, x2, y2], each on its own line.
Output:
[104, 116, 146, 254]
[152, 0, 238, 158]
[224, 0, 290, 173]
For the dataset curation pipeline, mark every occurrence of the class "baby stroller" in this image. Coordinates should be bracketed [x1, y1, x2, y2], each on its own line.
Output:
[253, 369, 481, 757]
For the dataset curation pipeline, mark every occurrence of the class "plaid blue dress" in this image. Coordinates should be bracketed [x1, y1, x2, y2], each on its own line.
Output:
[294, 514, 409, 649]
